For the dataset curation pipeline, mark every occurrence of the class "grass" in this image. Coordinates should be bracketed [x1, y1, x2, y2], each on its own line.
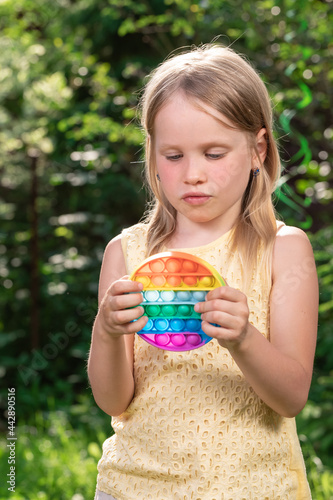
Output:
[299, 434, 333, 500]
[1, 403, 333, 499]
[0, 405, 110, 500]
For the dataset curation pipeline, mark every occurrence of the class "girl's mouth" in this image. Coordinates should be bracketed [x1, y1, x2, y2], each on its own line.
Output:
[182, 192, 211, 205]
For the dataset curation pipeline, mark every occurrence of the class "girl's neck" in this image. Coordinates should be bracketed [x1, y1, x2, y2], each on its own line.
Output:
[167, 217, 235, 249]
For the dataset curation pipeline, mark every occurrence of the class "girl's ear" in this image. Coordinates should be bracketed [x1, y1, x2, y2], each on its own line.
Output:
[255, 128, 267, 164]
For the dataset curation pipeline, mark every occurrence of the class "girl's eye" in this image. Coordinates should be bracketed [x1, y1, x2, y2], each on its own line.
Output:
[166, 154, 183, 161]
[206, 153, 225, 159]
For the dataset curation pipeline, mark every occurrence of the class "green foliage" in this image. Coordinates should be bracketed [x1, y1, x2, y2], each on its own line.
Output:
[296, 226, 333, 471]
[0, 402, 111, 500]
[300, 434, 333, 499]
[0, 0, 332, 494]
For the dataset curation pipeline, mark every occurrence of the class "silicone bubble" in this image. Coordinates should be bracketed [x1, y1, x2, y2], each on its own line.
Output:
[130, 251, 225, 352]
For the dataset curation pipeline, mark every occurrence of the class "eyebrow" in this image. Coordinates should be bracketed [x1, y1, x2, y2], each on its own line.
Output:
[158, 141, 231, 151]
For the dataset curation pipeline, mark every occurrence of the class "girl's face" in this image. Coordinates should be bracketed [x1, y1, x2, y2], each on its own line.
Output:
[153, 92, 266, 232]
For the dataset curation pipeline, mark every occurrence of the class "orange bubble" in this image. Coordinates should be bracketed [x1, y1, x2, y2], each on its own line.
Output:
[152, 275, 166, 287]
[183, 276, 198, 287]
[167, 275, 182, 287]
[182, 260, 198, 273]
[149, 259, 165, 273]
[166, 258, 182, 273]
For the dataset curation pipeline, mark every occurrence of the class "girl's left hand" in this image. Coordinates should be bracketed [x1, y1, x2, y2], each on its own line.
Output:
[194, 286, 250, 350]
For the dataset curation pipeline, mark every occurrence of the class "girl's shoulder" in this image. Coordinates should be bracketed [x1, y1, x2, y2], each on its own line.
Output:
[121, 222, 149, 240]
[275, 223, 312, 246]
[272, 223, 316, 280]
[102, 223, 149, 274]
[120, 223, 150, 275]
[121, 222, 149, 252]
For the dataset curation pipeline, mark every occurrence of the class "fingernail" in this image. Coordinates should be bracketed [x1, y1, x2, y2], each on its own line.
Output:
[138, 306, 145, 317]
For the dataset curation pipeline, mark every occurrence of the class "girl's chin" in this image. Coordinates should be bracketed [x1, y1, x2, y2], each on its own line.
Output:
[178, 212, 221, 225]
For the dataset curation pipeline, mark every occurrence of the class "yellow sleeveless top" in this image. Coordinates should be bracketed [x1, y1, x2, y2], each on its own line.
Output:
[96, 223, 311, 500]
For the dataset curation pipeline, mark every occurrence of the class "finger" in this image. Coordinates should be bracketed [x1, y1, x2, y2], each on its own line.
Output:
[121, 314, 149, 335]
[108, 315, 148, 336]
[200, 310, 235, 329]
[112, 305, 145, 325]
[205, 285, 244, 302]
[111, 291, 144, 311]
[194, 297, 240, 316]
[201, 321, 232, 338]
[110, 278, 144, 296]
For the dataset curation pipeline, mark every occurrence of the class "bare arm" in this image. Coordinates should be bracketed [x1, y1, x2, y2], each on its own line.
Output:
[87, 236, 148, 417]
[195, 226, 318, 417]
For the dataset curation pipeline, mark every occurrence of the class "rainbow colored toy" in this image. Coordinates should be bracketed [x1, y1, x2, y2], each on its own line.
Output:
[130, 251, 225, 351]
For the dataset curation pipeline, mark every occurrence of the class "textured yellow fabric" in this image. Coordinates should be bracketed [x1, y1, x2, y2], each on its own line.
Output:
[96, 223, 311, 500]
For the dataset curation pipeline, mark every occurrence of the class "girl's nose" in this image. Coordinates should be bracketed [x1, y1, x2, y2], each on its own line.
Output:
[184, 158, 206, 184]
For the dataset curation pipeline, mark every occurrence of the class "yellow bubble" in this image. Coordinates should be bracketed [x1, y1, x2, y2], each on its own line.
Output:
[136, 276, 150, 288]
[199, 276, 214, 287]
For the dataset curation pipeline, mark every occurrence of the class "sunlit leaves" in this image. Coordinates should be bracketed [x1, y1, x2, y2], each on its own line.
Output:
[24, 73, 73, 114]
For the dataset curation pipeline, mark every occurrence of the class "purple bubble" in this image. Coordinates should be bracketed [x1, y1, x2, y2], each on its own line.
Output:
[187, 334, 201, 346]
[171, 334, 186, 346]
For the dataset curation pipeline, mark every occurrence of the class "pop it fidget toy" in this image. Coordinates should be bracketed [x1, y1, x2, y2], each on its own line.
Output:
[130, 251, 226, 351]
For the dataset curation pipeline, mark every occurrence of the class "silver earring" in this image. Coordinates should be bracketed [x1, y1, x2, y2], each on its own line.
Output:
[252, 167, 260, 177]
[156, 173, 161, 181]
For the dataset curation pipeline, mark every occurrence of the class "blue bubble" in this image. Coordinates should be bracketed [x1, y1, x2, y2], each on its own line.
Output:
[160, 290, 176, 302]
[142, 319, 154, 332]
[192, 291, 206, 302]
[186, 319, 201, 331]
[155, 318, 169, 331]
[145, 290, 160, 302]
[176, 291, 192, 301]
[170, 319, 185, 332]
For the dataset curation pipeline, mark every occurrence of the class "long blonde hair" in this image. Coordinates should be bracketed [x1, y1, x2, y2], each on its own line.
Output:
[139, 44, 281, 291]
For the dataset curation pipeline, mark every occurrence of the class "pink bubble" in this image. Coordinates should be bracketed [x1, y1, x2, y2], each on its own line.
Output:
[187, 334, 201, 346]
[171, 334, 186, 346]
[155, 334, 170, 346]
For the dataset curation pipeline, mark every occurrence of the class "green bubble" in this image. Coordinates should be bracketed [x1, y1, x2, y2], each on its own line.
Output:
[162, 305, 176, 317]
[146, 305, 160, 316]
[178, 305, 191, 316]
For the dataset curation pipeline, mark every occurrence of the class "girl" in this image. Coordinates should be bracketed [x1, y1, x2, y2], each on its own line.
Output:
[88, 44, 318, 499]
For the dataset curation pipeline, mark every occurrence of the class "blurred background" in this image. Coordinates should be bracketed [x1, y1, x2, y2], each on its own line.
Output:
[0, 0, 332, 498]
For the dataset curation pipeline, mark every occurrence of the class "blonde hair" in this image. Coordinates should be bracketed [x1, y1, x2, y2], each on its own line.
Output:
[139, 43, 281, 291]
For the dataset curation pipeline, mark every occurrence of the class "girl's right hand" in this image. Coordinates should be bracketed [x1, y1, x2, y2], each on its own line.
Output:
[97, 277, 148, 338]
